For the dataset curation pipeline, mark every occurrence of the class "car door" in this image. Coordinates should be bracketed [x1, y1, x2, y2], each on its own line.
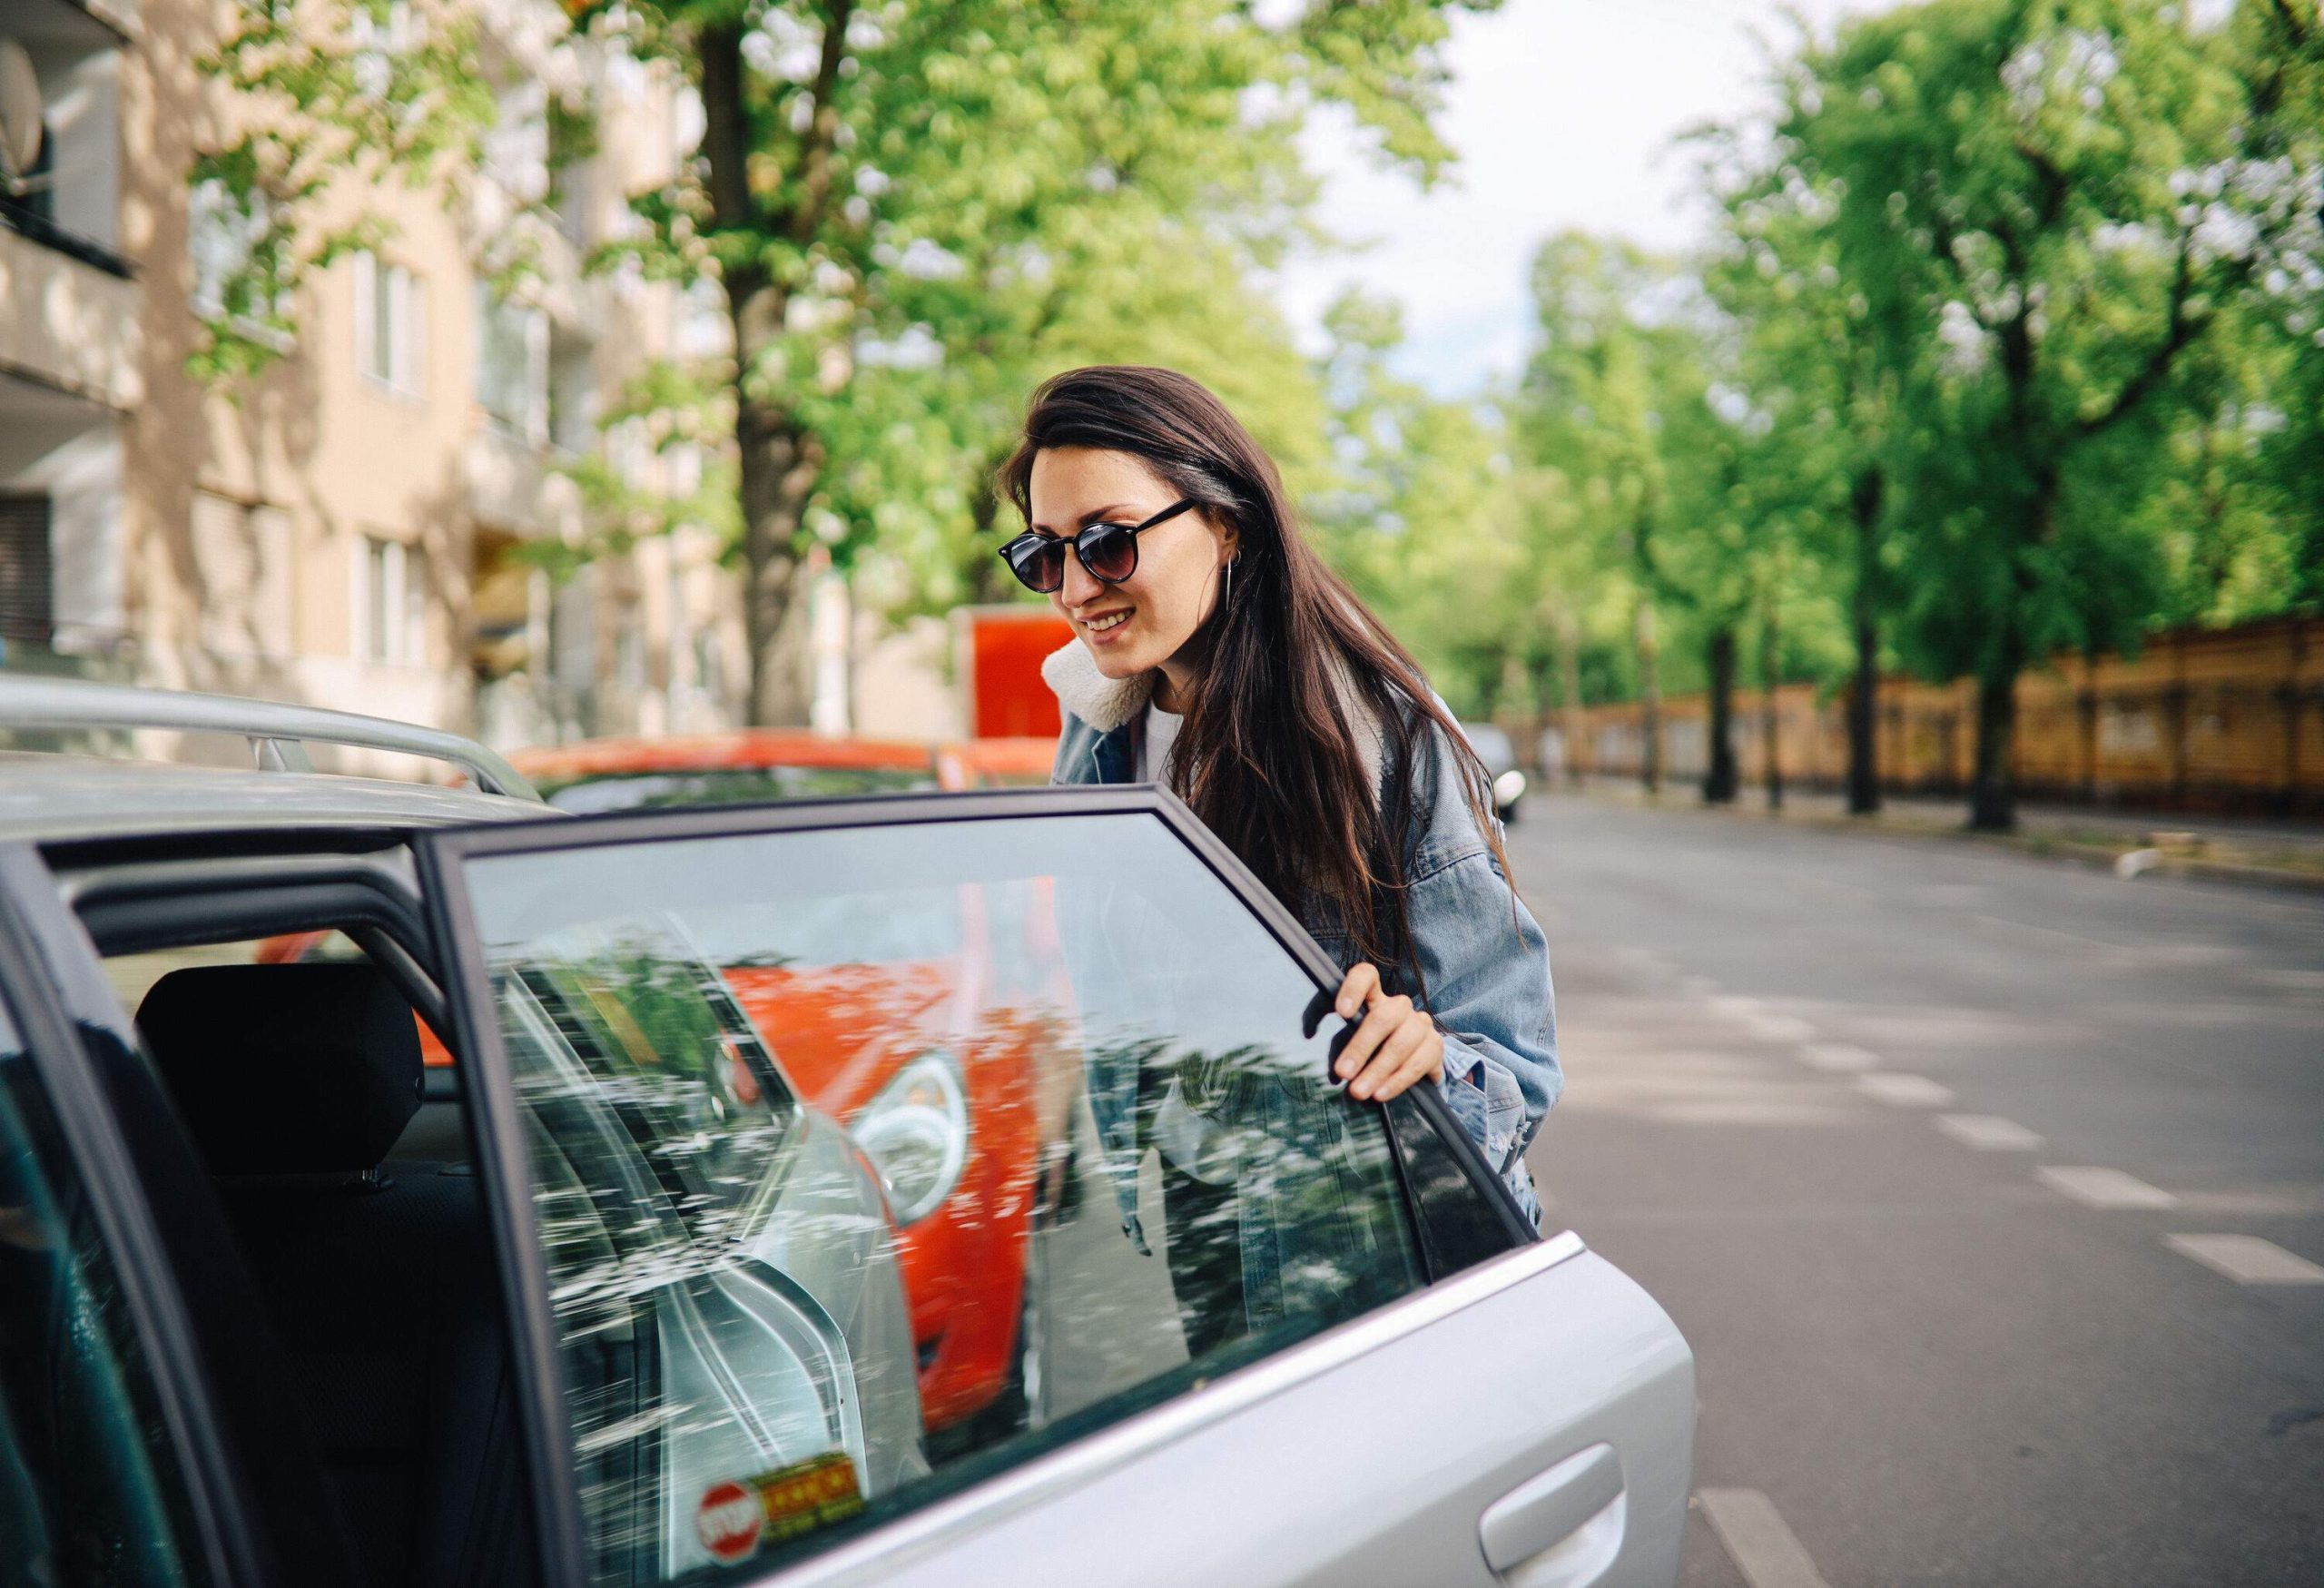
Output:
[416, 785, 1693, 1588]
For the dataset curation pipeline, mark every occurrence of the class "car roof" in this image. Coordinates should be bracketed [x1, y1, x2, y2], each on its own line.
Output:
[0, 753, 547, 844]
[510, 731, 938, 781]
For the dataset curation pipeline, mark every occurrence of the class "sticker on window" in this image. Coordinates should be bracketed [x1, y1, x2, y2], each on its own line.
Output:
[695, 1453, 865, 1566]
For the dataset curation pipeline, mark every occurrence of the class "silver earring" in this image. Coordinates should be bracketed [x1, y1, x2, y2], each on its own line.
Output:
[1222, 557, 1236, 612]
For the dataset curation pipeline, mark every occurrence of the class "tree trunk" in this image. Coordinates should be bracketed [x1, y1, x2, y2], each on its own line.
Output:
[1703, 625, 1738, 804]
[1967, 591, 2027, 832]
[735, 390, 821, 726]
[1762, 589, 1783, 812]
[1845, 465, 1884, 815]
[1557, 607, 1585, 786]
[1635, 599, 1661, 794]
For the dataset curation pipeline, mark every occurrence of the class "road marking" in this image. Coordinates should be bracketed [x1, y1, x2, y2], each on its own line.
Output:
[2037, 1166, 2180, 1209]
[2164, 1234, 2324, 1285]
[1743, 1011, 1818, 1043]
[1797, 1041, 1880, 1072]
[1698, 1488, 1832, 1588]
[1855, 1072, 1956, 1108]
[1935, 1113, 2044, 1150]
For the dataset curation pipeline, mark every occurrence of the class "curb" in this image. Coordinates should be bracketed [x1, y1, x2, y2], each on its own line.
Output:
[1553, 784, 2324, 897]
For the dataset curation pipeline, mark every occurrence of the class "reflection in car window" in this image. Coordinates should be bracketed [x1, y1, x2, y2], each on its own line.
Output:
[541, 766, 936, 813]
[458, 813, 1423, 1583]
[0, 1001, 212, 1587]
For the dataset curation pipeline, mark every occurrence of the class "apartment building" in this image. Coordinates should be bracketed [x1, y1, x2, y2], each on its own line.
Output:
[0, 0, 748, 762]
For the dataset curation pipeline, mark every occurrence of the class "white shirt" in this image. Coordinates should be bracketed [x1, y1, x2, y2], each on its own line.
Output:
[1137, 700, 1184, 785]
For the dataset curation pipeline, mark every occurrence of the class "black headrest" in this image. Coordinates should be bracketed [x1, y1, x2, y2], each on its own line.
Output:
[138, 963, 423, 1178]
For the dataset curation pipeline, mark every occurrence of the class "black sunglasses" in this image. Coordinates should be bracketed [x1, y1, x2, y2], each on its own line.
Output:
[997, 499, 1199, 595]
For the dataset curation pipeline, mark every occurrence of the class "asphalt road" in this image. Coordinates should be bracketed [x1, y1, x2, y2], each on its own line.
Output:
[1510, 792, 2324, 1588]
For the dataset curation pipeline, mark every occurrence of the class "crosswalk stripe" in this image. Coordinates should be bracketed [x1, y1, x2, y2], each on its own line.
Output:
[1855, 1072, 1956, 1108]
[1797, 1042, 1880, 1072]
[2037, 1166, 2179, 1209]
[2165, 1234, 2324, 1285]
[1935, 1114, 2044, 1150]
[1699, 1488, 1833, 1588]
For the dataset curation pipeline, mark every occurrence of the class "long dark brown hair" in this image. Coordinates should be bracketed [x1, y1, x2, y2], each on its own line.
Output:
[999, 364, 1512, 980]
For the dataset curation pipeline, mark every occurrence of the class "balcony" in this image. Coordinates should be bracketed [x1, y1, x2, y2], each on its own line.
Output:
[0, 222, 140, 409]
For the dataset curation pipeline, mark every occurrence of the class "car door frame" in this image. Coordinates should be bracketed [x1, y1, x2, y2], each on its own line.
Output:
[415, 783, 1545, 1588]
[0, 843, 258, 1585]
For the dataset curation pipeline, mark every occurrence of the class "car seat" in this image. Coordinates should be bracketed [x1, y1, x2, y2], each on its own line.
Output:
[138, 962, 537, 1588]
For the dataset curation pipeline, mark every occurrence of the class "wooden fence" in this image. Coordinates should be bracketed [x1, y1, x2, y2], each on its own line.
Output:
[1544, 615, 2322, 817]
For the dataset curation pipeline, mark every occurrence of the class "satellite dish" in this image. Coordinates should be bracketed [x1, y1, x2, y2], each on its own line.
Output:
[0, 41, 42, 187]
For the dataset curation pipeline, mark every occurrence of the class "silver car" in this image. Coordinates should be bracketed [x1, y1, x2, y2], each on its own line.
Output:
[0, 677, 1693, 1588]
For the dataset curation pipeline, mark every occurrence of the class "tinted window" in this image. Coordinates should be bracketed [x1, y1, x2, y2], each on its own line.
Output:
[451, 812, 1423, 1583]
[542, 766, 936, 813]
[0, 1000, 212, 1586]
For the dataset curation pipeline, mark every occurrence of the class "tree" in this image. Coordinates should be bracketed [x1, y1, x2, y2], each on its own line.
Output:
[1513, 232, 1721, 794]
[197, 0, 1497, 722]
[1794, 0, 2288, 830]
[1705, 61, 1930, 816]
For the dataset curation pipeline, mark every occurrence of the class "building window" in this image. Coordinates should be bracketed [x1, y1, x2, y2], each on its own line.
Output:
[353, 252, 426, 397]
[359, 536, 427, 666]
[477, 287, 548, 444]
[0, 496, 55, 655]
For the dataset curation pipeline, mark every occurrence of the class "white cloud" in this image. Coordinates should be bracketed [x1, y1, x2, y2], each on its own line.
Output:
[1272, 0, 1902, 396]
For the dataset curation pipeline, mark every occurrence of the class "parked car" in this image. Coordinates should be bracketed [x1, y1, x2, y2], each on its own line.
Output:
[935, 735, 1059, 789]
[0, 676, 1692, 1588]
[511, 731, 942, 813]
[1462, 721, 1530, 823]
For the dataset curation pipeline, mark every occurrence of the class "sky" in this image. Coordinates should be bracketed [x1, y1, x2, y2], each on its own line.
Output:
[1272, 0, 1900, 396]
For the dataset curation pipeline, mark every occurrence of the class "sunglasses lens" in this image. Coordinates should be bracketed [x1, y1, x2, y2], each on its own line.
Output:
[1007, 538, 1065, 593]
[1080, 524, 1139, 583]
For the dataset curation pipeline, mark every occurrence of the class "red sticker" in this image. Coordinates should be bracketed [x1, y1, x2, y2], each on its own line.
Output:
[695, 1479, 763, 1565]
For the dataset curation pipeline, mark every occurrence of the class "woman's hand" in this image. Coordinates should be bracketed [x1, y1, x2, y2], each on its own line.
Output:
[1330, 962, 1443, 1102]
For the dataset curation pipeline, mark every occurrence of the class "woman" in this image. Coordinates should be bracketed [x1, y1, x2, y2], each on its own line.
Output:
[995, 364, 1559, 1228]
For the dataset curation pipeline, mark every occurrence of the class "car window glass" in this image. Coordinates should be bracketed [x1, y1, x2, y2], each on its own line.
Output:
[0, 997, 212, 1586]
[450, 811, 1423, 1583]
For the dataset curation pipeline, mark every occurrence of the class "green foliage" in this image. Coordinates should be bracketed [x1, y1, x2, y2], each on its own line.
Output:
[188, 0, 512, 383]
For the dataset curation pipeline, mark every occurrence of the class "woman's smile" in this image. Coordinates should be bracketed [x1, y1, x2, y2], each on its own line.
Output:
[1082, 607, 1134, 643]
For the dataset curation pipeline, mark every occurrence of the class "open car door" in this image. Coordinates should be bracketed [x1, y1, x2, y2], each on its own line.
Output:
[416, 785, 1692, 1588]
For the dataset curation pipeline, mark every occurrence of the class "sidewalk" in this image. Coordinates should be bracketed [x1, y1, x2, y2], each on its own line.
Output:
[1560, 775, 2324, 893]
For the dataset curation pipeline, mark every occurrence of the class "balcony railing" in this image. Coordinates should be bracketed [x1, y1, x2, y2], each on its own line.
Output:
[0, 193, 132, 279]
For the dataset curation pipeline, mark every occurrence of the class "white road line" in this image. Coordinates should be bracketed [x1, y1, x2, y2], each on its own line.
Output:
[1698, 1488, 1833, 1588]
[1855, 1072, 1957, 1108]
[1935, 1114, 2045, 1150]
[1797, 1041, 1881, 1072]
[2037, 1166, 2180, 1209]
[1743, 1012, 1818, 1043]
[2164, 1234, 2324, 1285]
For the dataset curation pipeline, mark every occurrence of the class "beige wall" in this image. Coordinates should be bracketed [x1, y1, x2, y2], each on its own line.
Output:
[7, 0, 749, 765]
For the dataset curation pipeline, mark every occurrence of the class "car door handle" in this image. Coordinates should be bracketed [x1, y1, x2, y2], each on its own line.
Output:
[1479, 1442, 1626, 1588]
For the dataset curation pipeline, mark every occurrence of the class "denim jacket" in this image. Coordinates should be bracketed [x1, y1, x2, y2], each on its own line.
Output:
[1042, 640, 1559, 1227]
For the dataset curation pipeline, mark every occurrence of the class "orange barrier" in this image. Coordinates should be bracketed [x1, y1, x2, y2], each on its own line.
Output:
[1545, 616, 2322, 816]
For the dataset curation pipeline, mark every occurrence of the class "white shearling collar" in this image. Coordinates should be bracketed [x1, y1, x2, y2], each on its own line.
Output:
[1040, 637, 1388, 794]
[1040, 638, 1152, 734]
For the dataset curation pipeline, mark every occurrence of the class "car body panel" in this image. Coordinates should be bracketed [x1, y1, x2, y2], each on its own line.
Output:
[0, 754, 542, 843]
[779, 1240, 1691, 1588]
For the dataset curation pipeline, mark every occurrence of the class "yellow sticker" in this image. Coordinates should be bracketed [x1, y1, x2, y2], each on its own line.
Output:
[748, 1450, 865, 1546]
